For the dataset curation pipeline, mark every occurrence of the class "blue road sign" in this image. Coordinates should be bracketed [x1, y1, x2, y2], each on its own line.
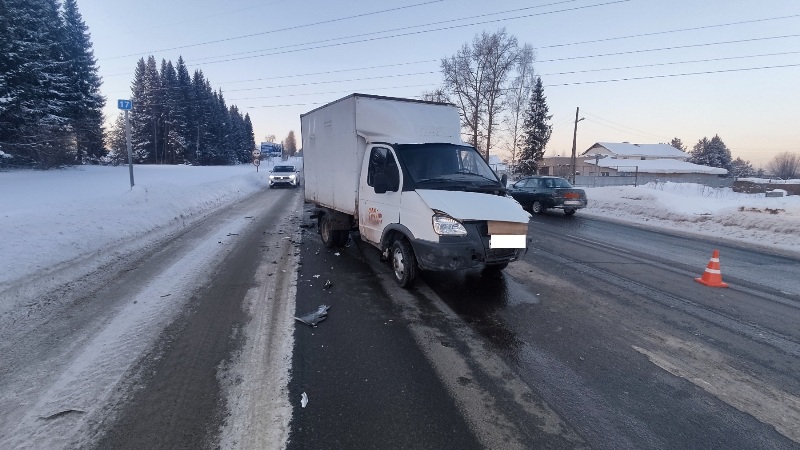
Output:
[117, 99, 133, 110]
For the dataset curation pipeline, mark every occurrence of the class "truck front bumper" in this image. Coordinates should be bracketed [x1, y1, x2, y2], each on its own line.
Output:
[411, 222, 525, 271]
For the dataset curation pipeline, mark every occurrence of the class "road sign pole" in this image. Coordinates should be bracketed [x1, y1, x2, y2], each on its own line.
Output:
[124, 110, 135, 188]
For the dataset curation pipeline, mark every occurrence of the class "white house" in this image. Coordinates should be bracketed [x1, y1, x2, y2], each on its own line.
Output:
[579, 142, 727, 185]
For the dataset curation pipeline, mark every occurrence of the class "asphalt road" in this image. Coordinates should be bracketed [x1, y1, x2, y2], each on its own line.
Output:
[289, 207, 800, 449]
[9, 186, 797, 449]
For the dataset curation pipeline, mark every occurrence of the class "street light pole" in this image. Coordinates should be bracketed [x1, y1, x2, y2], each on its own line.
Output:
[570, 107, 584, 184]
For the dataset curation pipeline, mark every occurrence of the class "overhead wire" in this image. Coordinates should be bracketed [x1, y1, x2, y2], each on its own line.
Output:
[102, 0, 446, 60]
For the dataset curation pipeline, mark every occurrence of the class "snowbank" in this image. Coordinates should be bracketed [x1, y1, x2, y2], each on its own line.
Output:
[0, 161, 299, 288]
[582, 182, 800, 255]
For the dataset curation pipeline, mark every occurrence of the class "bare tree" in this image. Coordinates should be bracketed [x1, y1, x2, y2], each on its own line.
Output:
[442, 41, 488, 152]
[482, 30, 519, 161]
[284, 130, 297, 157]
[442, 29, 519, 161]
[420, 88, 450, 103]
[264, 134, 276, 143]
[502, 44, 535, 173]
[766, 151, 800, 179]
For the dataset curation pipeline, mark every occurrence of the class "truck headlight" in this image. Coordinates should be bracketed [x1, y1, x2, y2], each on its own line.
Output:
[432, 214, 467, 236]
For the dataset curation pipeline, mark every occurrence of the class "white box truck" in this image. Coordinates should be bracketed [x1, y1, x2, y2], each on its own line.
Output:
[301, 94, 530, 287]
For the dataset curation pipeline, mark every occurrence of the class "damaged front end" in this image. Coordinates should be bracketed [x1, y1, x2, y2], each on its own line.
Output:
[411, 221, 526, 271]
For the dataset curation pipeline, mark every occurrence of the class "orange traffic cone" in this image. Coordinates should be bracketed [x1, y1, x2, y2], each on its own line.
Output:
[695, 249, 728, 288]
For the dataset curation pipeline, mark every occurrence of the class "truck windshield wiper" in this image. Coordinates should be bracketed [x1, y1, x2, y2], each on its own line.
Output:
[453, 171, 498, 183]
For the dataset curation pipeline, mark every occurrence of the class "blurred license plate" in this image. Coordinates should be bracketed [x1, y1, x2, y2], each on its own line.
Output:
[490, 235, 526, 249]
[564, 200, 581, 205]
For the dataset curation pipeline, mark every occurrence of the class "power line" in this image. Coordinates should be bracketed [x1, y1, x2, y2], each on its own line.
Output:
[537, 13, 800, 49]
[222, 60, 439, 84]
[102, 1, 445, 60]
[227, 83, 437, 102]
[187, 0, 586, 64]
[225, 71, 438, 92]
[582, 115, 669, 141]
[189, 1, 631, 66]
[99, 10, 799, 85]
[107, 62, 800, 112]
[95, 0, 291, 40]
[538, 34, 800, 63]
[543, 63, 800, 87]
[540, 51, 800, 76]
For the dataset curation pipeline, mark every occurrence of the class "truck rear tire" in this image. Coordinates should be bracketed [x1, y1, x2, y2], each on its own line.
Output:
[319, 215, 336, 248]
[319, 214, 348, 248]
[391, 239, 417, 288]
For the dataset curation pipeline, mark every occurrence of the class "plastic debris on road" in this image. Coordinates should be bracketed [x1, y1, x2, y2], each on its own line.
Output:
[295, 305, 330, 326]
[301, 392, 309, 408]
[323, 280, 332, 289]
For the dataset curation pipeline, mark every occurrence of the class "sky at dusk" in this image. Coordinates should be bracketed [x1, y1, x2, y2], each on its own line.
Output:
[78, 0, 800, 167]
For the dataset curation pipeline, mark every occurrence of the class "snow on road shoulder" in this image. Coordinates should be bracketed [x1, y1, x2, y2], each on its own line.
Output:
[0, 165, 270, 290]
[582, 182, 800, 255]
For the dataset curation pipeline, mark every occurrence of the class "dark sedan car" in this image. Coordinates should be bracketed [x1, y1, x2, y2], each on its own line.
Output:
[507, 176, 588, 216]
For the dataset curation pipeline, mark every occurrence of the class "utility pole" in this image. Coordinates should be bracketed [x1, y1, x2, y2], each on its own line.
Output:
[125, 109, 134, 188]
[570, 107, 584, 184]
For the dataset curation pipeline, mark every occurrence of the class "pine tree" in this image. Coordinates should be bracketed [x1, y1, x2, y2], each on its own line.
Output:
[690, 134, 732, 174]
[517, 77, 551, 176]
[130, 56, 161, 163]
[228, 105, 247, 164]
[243, 113, 256, 157]
[669, 137, 686, 152]
[160, 59, 177, 163]
[61, 0, 105, 163]
[192, 71, 214, 165]
[0, 0, 74, 167]
[105, 113, 129, 166]
[172, 56, 193, 163]
[730, 157, 754, 178]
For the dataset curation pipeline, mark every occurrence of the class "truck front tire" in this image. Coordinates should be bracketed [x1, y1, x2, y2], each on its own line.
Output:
[391, 239, 417, 288]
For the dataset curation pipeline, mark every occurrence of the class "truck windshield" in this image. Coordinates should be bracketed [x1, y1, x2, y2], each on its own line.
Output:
[394, 143, 499, 184]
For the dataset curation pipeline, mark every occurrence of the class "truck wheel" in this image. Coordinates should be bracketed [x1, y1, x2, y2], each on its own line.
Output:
[532, 201, 545, 214]
[334, 230, 349, 247]
[391, 239, 417, 288]
[319, 215, 335, 248]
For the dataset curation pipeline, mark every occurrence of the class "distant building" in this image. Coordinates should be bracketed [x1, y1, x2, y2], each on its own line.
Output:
[539, 142, 729, 187]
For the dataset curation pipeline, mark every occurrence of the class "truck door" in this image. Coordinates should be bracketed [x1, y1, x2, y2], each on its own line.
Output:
[359, 146, 401, 246]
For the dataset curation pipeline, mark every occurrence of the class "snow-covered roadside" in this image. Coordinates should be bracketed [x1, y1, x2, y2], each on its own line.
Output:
[581, 182, 800, 257]
[0, 162, 297, 309]
[0, 162, 305, 449]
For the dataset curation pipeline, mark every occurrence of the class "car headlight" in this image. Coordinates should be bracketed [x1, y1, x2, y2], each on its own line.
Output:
[432, 213, 467, 236]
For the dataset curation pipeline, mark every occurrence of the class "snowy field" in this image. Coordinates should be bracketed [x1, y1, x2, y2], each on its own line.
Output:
[1, 164, 799, 292]
[581, 181, 800, 256]
[0, 160, 300, 308]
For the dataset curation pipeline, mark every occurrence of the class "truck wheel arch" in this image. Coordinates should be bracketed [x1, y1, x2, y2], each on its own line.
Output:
[380, 224, 416, 252]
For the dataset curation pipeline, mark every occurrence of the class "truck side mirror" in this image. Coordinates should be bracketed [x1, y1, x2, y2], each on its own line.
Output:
[373, 173, 388, 194]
